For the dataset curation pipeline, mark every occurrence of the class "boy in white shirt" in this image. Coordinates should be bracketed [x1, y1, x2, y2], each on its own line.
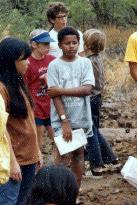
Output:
[46, 2, 84, 57]
[47, 26, 95, 189]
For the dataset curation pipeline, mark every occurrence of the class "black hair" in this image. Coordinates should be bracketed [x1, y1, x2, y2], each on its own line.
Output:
[0, 37, 32, 118]
[26, 165, 78, 205]
[58, 26, 80, 44]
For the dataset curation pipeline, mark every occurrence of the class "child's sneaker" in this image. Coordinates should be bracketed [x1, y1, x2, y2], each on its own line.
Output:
[92, 167, 103, 173]
[84, 170, 103, 179]
[104, 162, 122, 172]
[92, 166, 108, 176]
[76, 198, 83, 205]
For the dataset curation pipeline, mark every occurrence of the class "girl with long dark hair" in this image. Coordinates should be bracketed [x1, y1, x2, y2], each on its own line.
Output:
[0, 37, 41, 205]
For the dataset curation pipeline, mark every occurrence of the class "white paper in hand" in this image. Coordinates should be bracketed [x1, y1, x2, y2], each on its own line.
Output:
[54, 128, 87, 155]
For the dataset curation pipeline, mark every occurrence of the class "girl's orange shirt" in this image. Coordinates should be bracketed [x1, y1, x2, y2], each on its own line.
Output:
[0, 82, 40, 165]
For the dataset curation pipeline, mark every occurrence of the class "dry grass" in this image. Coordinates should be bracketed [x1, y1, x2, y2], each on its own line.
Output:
[103, 56, 137, 103]
[97, 26, 137, 103]
[103, 26, 135, 48]
[101, 26, 136, 60]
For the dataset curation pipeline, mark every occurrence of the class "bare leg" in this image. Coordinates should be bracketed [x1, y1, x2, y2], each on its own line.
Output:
[53, 146, 70, 167]
[46, 125, 54, 141]
[71, 147, 84, 189]
[36, 125, 46, 150]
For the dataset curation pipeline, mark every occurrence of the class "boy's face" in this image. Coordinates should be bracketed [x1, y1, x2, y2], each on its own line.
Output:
[84, 42, 93, 56]
[52, 12, 68, 31]
[84, 43, 89, 52]
[59, 35, 79, 59]
[32, 42, 50, 57]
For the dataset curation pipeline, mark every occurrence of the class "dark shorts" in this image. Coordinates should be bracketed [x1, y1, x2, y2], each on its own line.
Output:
[35, 117, 51, 127]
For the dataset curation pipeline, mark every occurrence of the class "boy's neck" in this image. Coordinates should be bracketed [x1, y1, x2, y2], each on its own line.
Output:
[54, 25, 65, 32]
[61, 55, 78, 62]
[54, 27, 60, 32]
[32, 51, 46, 60]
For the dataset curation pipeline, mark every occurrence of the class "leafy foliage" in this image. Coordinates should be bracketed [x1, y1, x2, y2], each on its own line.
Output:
[0, 0, 137, 39]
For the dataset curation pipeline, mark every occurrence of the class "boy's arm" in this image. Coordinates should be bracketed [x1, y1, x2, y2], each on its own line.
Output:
[125, 33, 137, 82]
[24, 64, 32, 87]
[129, 62, 137, 82]
[48, 85, 93, 97]
[48, 58, 95, 98]
[53, 96, 72, 142]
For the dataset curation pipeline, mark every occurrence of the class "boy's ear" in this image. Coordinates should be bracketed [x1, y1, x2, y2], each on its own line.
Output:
[31, 41, 38, 49]
[48, 18, 55, 25]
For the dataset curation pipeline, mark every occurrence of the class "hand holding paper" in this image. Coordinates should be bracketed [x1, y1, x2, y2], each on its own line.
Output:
[54, 128, 87, 155]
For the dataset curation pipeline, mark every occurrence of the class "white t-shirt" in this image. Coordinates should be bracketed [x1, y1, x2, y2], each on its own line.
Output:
[47, 56, 95, 130]
[49, 28, 84, 58]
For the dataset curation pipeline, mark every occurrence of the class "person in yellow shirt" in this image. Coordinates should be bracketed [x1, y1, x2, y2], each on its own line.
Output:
[125, 31, 137, 81]
[0, 94, 10, 184]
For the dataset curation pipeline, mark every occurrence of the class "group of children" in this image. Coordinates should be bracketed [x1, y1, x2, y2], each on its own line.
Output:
[0, 2, 121, 205]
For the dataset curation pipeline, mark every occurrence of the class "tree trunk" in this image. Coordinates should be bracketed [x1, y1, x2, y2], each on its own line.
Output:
[88, 0, 112, 24]
[10, 0, 31, 14]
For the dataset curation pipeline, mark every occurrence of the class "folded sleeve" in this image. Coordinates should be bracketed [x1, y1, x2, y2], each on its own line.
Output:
[47, 61, 60, 87]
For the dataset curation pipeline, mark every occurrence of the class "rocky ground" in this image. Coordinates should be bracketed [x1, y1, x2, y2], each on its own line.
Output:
[42, 96, 137, 205]
[78, 97, 137, 205]
[43, 126, 137, 205]
[79, 128, 137, 205]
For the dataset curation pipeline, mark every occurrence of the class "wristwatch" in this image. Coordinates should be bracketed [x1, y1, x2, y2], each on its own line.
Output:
[60, 114, 67, 121]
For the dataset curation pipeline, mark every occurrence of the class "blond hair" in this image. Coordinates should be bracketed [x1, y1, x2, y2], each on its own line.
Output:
[83, 29, 106, 55]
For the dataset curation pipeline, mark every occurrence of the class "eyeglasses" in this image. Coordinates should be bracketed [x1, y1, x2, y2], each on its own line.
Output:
[55, 15, 68, 19]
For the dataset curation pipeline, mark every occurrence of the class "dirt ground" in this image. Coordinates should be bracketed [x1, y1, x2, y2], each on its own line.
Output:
[78, 91, 137, 204]
[79, 128, 137, 205]
[43, 128, 137, 205]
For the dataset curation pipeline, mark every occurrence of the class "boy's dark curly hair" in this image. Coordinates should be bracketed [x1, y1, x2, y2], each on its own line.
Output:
[58, 26, 80, 44]
[47, 2, 69, 25]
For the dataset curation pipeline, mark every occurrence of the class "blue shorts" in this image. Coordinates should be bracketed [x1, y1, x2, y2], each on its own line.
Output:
[35, 117, 51, 127]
